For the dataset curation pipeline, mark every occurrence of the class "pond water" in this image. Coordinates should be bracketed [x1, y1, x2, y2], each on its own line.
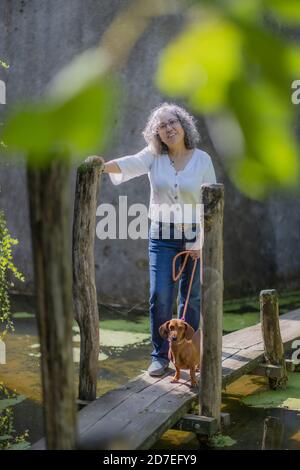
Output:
[1, 292, 300, 450]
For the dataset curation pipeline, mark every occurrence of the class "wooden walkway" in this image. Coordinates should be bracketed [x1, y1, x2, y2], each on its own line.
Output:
[32, 308, 300, 450]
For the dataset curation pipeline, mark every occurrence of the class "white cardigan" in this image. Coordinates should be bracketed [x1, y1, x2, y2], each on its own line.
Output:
[109, 146, 216, 227]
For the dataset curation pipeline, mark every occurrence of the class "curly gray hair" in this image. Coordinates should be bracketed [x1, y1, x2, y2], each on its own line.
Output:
[142, 102, 200, 155]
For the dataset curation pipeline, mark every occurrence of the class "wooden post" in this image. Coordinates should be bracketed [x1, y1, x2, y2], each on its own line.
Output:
[27, 158, 76, 449]
[72, 156, 104, 401]
[261, 416, 284, 450]
[260, 289, 288, 390]
[200, 184, 224, 430]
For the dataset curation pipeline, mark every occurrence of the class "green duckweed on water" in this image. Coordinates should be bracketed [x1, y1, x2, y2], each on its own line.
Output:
[99, 317, 150, 334]
[223, 312, 260, 332]
[0, 384, 30, 450]
[209, 434, 237, 448]
[72, 324, 150, 348]
[12, 312, 35, 319]
[242, 373, 300, 411]
[223, 289, 300, 333]
[5, 291, 300, 449]
[0, 394, 26, 411]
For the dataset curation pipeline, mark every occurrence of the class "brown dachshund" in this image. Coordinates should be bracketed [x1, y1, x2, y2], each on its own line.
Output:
[159, 319, 201, 388]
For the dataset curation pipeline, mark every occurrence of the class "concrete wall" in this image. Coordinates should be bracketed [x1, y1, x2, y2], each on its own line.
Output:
[0, 0, 299, 306]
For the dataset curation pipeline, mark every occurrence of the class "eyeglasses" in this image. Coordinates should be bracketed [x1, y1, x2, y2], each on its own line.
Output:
[156, 118, 180, 132]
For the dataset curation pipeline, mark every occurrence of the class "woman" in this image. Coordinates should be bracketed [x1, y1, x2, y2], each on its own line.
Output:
[96, 102, 216, 376]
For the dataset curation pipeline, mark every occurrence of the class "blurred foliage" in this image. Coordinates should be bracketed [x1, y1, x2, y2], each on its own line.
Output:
[0, 60, 24, 340]
[0, 60, 9, 70]
[0, 210, 25, 340]
[0, 383, 29, 450]
[1, 1, 300, 197]
[156, 0, 300, 198]
[265, 0, 300, 24]
[0, 48, 119, 168]
[0, 60, 8, 149]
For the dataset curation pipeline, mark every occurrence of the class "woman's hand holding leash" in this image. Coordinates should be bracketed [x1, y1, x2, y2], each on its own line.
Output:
[188, 249, 200, 260]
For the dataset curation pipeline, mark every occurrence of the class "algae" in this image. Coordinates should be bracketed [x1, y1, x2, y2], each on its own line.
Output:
[242, 373, 300, 411]
[209, 434, 237, 448]
[12, 312, 34, 319]
[223, 312, 260, 332]
[0, 395, 26, 411]
[99, 317, 150, 334]
[72, 347, 108, 363]
[72, 327, 150, 348]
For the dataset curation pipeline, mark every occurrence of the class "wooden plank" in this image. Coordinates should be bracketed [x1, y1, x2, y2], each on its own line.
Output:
[77, 416, 132, 450]
[126, 397, 195, 450]
[222, 309, 300, 352]
[222, 324, 263, 349]
[78, 371, 167, 430]
[173, 415, 218, 436]
[222, 347, 241, 361]
[251, 363, 285, 378]
[32, 372, 167, 449]
[80, 378, 197, 450]
[126, 410, 184, 450]
[222, 347, 265, 386]
[221, 309, 300, 386]
[80, 367, 199, 450]
[32, 308, 300, 450]
[131, 374, 200, 449]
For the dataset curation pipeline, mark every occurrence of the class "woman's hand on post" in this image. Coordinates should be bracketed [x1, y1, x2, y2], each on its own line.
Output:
[96, 160, 122, 174]
[85, 155, 105, 165]
[84, 157, 122, 174]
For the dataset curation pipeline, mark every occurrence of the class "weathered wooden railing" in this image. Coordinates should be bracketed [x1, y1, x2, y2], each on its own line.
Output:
[176, 183, 225, 436]
[251, 289, 288, 388]
[70, 174, 291, 446]
[28, 160, 76, 450]
[28, 146, 300, 450]
[200, 184, 224, 429]
[72, 156, 105, 402]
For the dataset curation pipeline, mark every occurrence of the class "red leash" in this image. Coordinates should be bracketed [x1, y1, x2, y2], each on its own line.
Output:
[172, 250, 202, 322]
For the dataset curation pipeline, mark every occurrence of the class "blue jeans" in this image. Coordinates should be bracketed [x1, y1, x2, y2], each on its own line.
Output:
[148, 223, 201, 361]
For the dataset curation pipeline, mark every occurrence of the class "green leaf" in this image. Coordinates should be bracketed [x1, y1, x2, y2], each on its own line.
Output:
[265, 0, 300, 25]
[210, 434, 237, 448]
[0, 396, 27, 411]
[156, 4, 300, 198]
[1, 48, 119, 166]
[7, 441, 31, 450]
[227, 78, 299, 198]
[156, 17, 243, 113]
[0, 435, 13, 441]
[2, 79, 118, 163]
[12, 312, 34, 319]
[0, 59, 9, 69]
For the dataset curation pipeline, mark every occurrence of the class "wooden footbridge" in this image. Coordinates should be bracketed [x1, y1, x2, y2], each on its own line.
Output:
[32, 307, 300, 450]
[30, 160, 300, 450]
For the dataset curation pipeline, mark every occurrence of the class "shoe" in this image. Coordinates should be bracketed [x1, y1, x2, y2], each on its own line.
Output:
[147, 358, 169, 376]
